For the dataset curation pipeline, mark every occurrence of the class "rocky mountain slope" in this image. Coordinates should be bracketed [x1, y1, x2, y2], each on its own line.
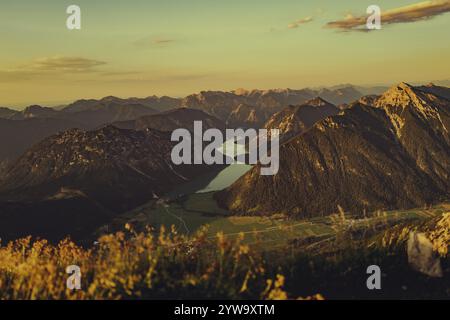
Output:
[216, 83, 450, 218]
[0, 125, 218, 211]
[226, 103, 268, 129]
[264, 97, 339, 142]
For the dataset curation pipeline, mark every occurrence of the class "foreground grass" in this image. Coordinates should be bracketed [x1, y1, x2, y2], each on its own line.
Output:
[0, 225, 305, 300]
[0, 205, 447, 300]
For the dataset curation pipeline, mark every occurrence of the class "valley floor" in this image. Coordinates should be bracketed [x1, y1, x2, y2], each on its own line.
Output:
[102, 192, 449, 253]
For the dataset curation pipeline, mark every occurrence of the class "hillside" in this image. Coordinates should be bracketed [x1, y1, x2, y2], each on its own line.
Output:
[216, 83, 450, 217]
[0, 125, 223, 240]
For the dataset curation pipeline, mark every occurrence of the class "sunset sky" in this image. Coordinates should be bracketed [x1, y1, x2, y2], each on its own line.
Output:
[1, 0, 449, 107]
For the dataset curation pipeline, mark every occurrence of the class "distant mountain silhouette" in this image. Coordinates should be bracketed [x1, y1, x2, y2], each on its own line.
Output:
[0, 107, 19, 119]
[9, 105, 60, 120]
[63, 95, 181, 113]
[113, 107, 225, 132]
[62, 100, 158, 129]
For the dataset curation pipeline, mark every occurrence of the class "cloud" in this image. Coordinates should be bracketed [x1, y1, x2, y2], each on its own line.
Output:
[0, 56, 107, 82]
[133, 36, 175, 48]
[288, 16, 313, 29]
[24, 56, 106, 72]
[153, 39, 174, 45]
[326, 0, 450, 32]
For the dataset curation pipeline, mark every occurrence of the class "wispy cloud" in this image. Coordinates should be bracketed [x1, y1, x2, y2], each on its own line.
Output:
[326, 0, 450, 32]
[24, 56, 106, 72]
[0, 56, 107, 82]
[133, 36, 176, 48]
[288, 16, 313, 29]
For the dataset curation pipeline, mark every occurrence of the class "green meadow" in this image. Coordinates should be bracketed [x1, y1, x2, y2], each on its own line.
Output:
[106, 192, 447, 251]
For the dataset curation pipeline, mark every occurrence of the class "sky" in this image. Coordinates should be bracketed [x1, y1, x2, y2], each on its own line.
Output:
[1, 0, 449, 108]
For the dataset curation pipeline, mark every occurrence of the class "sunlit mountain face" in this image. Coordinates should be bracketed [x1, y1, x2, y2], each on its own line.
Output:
[0, 0, 449, 302]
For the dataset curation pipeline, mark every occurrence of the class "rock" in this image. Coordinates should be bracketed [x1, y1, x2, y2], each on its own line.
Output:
[407, 232, 443, 278]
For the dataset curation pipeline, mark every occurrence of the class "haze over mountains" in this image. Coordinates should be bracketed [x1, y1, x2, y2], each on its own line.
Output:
[216, 83, 450, 217]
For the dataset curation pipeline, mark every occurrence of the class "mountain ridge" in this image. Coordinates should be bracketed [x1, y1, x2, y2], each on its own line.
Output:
[216, 83, 450, 217]
[264, 97, 339, 142]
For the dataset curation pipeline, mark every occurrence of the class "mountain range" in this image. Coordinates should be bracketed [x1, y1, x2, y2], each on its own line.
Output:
[0, 82, 448, 241]
[0, 97, 180, 164]
[216, 83, 450, 217]
[0, 85, 373, 164]
[183, 86, 364, 124]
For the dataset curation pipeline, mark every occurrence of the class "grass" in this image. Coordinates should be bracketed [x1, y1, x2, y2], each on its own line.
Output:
[0, 225, 314, 300]
[0, 202, 448, 300]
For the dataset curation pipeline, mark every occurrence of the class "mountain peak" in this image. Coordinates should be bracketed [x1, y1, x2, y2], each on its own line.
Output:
[376, 82, 422, 109]
[101, 96, 121, 102]
[377, 82, 449, 110]
[375, 82, 449, 138]
[20, 105, 58, 119]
